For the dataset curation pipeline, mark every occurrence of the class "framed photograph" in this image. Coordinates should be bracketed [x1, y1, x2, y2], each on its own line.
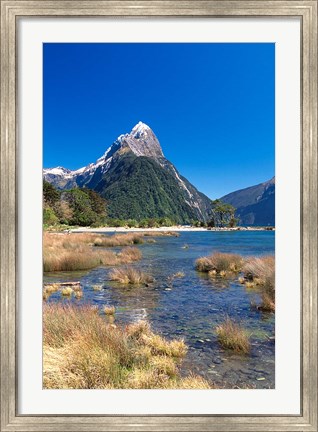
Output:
[1, 1, 317, 431]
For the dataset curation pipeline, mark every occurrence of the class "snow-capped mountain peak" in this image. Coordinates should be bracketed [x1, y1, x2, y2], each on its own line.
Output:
[43, 122, 213, 222]
[131, 121, 151, 137]
[43, 121, 164, 188]
[121, 122, 164, 159]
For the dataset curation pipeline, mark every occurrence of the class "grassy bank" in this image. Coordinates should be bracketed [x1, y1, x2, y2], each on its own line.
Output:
[43, 231, 180, 272]
[43, 304, 212, 389]
[43, 232, 145, 272]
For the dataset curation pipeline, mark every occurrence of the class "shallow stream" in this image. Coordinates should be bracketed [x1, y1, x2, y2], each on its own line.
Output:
[44, 231, 275, 389]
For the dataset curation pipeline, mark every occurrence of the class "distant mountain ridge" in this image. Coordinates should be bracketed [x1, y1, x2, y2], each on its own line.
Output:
[221, 177, 275, 226]
[43, 122, 212, 223]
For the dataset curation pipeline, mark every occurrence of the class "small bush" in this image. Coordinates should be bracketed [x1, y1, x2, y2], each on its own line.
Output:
[215, 317, 250, 354]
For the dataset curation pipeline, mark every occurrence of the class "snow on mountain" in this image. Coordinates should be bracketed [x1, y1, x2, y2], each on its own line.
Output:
[43, 122, 164, 186]
[43, 121, 212, 221]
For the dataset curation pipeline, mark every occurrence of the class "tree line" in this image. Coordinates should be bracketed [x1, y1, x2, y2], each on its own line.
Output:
[43, 181, 237, 228]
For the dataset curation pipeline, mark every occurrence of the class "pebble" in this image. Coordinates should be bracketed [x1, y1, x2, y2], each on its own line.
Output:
[213, 358, 222, 364]
[207, 369, 219, 375]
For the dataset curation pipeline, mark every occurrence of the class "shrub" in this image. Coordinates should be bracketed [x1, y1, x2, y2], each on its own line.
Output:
[215, 317, 250, 354]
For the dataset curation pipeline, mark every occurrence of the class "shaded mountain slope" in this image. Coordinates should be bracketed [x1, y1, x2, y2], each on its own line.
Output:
[222, 177, 275, 226]
[43, 122, 212, 223]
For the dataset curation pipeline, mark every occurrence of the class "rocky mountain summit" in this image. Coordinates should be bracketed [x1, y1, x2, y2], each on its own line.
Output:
[44, 122, 212, 223]
[222, 177, 275, 226]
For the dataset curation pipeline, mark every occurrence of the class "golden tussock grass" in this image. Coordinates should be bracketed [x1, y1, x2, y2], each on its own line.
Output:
[117, 247, 142, 263]
[104, 305, 116, 315]
[43, 304, 211, 389]
[243, 255, 275, 312]
[93, 233, 144, 247]
[109, 267, 154, 285]
[61, 287, 73, 296]
[43, 233, 143, 272]
[172, 271, 185, 278]
[215, 317, 251, 354]
[74, 290, 83, 299]
[140, 231, 180, 237]
[195, 252, 244, 275]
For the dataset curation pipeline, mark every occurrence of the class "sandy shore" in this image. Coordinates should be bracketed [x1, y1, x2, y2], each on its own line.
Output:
[70, 226, 274, 233]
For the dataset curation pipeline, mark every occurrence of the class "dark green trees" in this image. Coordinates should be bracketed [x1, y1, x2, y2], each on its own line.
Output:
[209, 199, 237, 227]
[43, 180, 107, 227]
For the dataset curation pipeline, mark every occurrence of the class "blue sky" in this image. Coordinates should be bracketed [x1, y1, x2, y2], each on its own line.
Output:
[43, 43, 274, 198]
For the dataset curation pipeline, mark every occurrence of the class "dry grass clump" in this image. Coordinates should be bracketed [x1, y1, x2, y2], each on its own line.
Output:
[74, 290, 83, 299]
[61, 287, 73, 296]
[141, 334, 187, 358]
[109, 267, 154, 285]
[43, 233, 143, 272]
[44, 284, 60, 294]
[172, 271, 185, 278]
[104, 305, 116, 315]
[195, 252, 244, 275]
[215, 317, 251, 354]
[43, 284, 59, 300]
[243, 255, 275, 312]
[43, 304, 210, 389]
[44, 246, 118, 272]
[141, 231, 180, 237]
[176, 374, 213, 389]
[117, 247, 142, 263]
[243, 256, 275, 285]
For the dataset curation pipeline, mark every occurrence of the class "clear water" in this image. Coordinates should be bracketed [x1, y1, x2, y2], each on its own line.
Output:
[44, 231, 275, 389]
